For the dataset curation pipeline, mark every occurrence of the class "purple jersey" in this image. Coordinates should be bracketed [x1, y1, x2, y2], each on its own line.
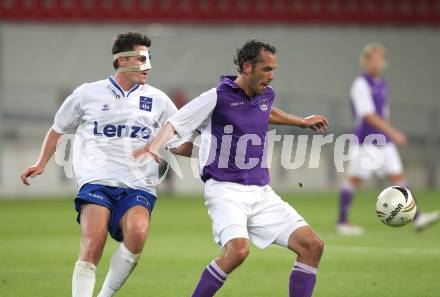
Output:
[350, 73, 391, 144]
[168, 76, 274, 186]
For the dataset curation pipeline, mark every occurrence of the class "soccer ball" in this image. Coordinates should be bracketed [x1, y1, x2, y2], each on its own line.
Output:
[376, 186, 417, 227]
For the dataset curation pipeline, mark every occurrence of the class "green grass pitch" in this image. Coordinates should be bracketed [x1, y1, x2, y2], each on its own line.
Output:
[0, 190, 439, 297]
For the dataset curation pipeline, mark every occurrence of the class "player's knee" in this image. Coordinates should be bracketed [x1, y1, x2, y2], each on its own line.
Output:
[233, 246, 250, 263]
[304, 236, 324, 260]
[226, 240, 250, 263]
[125, 220, 149, 243]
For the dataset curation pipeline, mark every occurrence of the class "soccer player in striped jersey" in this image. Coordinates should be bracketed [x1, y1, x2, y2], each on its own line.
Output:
[20, 32, 191, 297]
[135, 40, 328, 297]
[336, 43, 439, 235]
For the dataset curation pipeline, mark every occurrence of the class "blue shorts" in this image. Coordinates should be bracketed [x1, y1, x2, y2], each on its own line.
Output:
[74, 183, 157, 242]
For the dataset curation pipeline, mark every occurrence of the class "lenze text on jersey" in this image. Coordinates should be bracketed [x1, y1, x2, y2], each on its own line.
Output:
[93, 121, 152, 140]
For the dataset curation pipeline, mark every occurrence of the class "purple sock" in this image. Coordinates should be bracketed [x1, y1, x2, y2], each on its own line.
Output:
[191, 261, 227, 297]
[338, 187, 354, 224]
[289, 262, 317, 297]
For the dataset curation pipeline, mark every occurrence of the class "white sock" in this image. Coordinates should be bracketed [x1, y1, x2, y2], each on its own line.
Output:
[72, 260, 96, 297]
[97, 243, 141, 297]
[293, 261, 318, 275]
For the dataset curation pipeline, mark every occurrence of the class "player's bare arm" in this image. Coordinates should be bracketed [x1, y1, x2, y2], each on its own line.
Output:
[269, 107, 328, 132]
[133, 122, 177, 162]
[364, 113, 407, 146]
[20, 128, 63, 185]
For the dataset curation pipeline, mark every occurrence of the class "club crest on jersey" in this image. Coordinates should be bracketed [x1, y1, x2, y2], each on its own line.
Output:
[259, 98, 268, 111]
[140, 96, 153, 112]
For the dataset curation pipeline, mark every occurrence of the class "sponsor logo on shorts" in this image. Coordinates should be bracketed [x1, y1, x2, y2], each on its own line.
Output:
[136, 195, 151, 207]
[88, 192, 104, 200]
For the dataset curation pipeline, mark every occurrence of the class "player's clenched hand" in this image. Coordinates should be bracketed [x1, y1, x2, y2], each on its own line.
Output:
[20, 164, 45, 186]
[391, 130, 408, 147]
[132, 143, 161, 163]
[303, 115, 329, 132]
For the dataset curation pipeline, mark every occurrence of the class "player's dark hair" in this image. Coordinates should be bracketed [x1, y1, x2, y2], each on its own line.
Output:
[112, 32, 152, 70]
[233, 40, 276, 73]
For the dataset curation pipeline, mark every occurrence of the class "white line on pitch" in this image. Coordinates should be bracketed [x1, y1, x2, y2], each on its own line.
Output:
[326, 245, 440, 256]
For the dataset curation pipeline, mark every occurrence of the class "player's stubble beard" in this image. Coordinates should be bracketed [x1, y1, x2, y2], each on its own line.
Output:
[129, 71, 149, 85]
[248, 70, 266, 97]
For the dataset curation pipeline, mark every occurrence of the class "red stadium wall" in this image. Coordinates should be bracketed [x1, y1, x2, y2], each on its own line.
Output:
[1, 0, 439, 25]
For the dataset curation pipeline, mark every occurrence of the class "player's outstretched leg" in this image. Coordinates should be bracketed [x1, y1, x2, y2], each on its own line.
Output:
[287, 226, 324, 297]
[73, 204, 110, 297]
[97, 206, 149, 297]
[413, 210, 440, 231]
[191, 238, 249, 297]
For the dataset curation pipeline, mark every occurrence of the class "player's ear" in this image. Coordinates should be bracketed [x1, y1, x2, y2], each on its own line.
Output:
[117, 56, 126, 68]
[242, 62, 252, 75]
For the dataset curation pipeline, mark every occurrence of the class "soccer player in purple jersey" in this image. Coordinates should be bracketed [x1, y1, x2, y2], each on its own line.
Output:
[336, 43, 439, 235]
[135, 40, 329, 297]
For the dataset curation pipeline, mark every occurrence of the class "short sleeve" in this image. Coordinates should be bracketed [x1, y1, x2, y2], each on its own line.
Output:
[167, 88, 217, 137]
[350, 77, 375, 118]
[52, 87, 84, 134]
[159, 94, 178, 125]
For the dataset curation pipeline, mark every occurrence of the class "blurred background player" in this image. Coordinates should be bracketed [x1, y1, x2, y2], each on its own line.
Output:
[336, 43, 440, 236]
[20, 32, 191, 297]
[135, 40, 328, 297]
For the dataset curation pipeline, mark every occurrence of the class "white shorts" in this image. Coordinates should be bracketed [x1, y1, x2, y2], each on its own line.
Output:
[347, 143, 403, 180]
[204, 179, 308, 249]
